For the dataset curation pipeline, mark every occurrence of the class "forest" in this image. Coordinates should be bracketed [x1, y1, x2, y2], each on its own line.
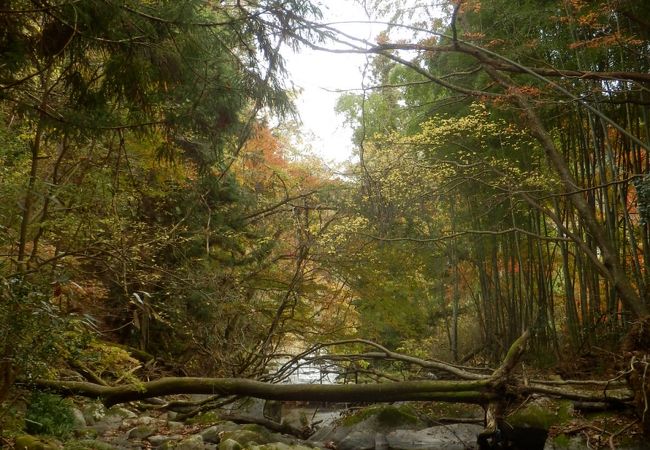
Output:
[1, 0, 650, 449]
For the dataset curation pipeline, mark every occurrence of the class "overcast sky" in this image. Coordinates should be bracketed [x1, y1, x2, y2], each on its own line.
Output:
[282, 0, 381, 165]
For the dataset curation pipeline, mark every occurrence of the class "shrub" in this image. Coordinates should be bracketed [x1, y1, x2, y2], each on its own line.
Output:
[25, 392, 75, 438]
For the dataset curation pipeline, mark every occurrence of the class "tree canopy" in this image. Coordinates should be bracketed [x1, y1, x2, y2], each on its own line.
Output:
[3, 0, 650, 442]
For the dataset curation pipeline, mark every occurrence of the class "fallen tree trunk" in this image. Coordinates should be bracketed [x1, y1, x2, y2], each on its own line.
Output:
[33, 377, 497, 407]
[27, 330, 632, 411]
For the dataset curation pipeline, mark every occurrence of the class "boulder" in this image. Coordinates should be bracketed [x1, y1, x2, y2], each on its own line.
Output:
[201, 421, 241, 443]
[503, 398, 572, 449]
[14, 435, 62, 450]
[148, 434, 181, 447]
[218, 429, 268, 447]
[309, 404, 426, 448]
[218, 439, 243, 450]
[168, 420, 185, 431]
[337, 430, 375, 450]
[386, 423, 483, 450]
[224, 398, 282, 423]
[127, 424, 156, 440]
[106, 406, 137, 419]
[82, 402, 106, 425]
[174, 435, 206, 450]
[88, 414, 123, 434]
[71, 408, 87, 429]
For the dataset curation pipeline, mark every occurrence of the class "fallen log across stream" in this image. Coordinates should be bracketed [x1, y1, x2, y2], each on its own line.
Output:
[25, 330, 645, 448]
[29, 331, 633, 409]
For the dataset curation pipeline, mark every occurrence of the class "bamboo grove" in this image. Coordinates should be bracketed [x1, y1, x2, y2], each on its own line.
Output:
[325, 0, 650, 365]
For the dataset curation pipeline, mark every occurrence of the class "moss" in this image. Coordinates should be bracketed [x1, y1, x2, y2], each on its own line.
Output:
[339, 405, 420, 428]
[185, 411, 221, 425]
[219, 429, 268, 446]
[14, 435, 62, 450]
[550, 433, 571, 447]
[105, 406, 134, 418]
[218, 439, 243, 450]
[508, 400, 573, 430]
[423, 402, 483, 419]
[241, 423, 272, 438]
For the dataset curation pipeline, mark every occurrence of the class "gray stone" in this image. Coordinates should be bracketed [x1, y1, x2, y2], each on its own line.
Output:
[375, 432, 388, 450]
[135, 416, 156, 426]
[148, 434, 179, 447]
[337, 430, 375, 450]
[83, 402, 107, 425]
[386, 424, 483, 450]
[89, 413, 124, 434]
[283, 407, 340, 432]
[72, 407, 87, 428]
[218, 429, 268, 447]
[218, 439, 243, 450]
[167, 421, 185, 431]
[223, 398, 266, 422]
[201, 421, 241, 443]
[127, 425, 156, 440]
[308, 404, 426, 447]
[225, 397, 282, 423]
[263, 432, 304, 447]
[174, 435, 205, 450]
[107, 406, 138, 419]
[263, 400, 283, 423]
[306, 425, 335, 444]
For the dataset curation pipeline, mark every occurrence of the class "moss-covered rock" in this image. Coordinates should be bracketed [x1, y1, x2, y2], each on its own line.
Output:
[81, 402, 106, 426]
[147, 435, 181, 447]
[14, 435, 62, 450]
[241, 423, 274, 437]
[502, 399, 574, 450]
[173, 435, 205, 450]
[508, 398, 573, 430]
[219, 429, 269, 446]
[185, 410, 221, 425]
[126, 424, 155, 440]
[201, 421, 240, 443]
[218, 439, 243, 450]
[311, 404, 426, 450]
[339, 405, 421, 428]
[105, 406, 136, 419]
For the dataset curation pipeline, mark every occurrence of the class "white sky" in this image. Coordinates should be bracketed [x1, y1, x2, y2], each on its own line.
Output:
[283, 0, 381, 165]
